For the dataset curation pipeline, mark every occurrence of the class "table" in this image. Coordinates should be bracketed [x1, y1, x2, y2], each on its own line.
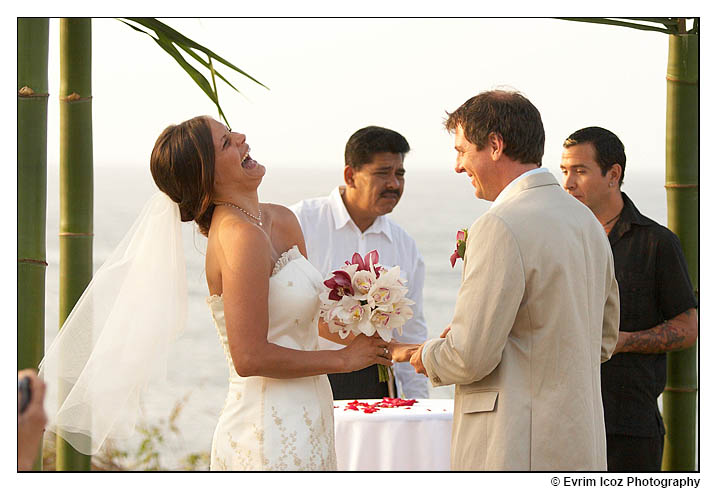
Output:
[333, 398, 454, 471]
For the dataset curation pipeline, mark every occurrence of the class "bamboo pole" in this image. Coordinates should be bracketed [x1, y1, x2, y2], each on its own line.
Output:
[662, 30, 698, 471]
[57, 18, 93, 472]
[17, 17, 49, 471]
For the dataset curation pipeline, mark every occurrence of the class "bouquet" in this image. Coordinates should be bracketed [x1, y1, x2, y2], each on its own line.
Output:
[320, 250, 414, 382]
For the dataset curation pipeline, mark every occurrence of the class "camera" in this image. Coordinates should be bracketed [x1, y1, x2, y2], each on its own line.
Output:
[18, 377, 31, 414]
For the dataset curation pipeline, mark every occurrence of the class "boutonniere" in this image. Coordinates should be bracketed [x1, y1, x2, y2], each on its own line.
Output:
[450, 229, 468, 268]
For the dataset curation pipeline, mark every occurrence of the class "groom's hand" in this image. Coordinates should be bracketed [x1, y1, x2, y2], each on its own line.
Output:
[388, 341, 419, 362]
[410, 343, 427, 376]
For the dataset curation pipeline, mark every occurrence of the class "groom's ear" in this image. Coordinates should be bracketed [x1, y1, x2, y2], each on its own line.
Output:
[344, 165, 355, 187]
[488, 132, 505, 161]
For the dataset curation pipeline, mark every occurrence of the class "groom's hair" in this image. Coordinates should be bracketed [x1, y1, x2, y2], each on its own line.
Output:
[563, 127, 626, 186]
[344, 126, 410, 170]
[445, 90, 545, 165]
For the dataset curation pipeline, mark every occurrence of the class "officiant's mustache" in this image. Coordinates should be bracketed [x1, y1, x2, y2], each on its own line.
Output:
[381, 190, 400, 199]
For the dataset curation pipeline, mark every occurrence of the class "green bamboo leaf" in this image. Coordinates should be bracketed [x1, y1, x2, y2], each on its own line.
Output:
[118, 17, 270, 126]
[154, 33, 216, 100]
[623, 17, 679, 26]
[174, 41, 242, 94]
[557, 17, 672, 34]
[208, 56, 219, 99]
[116, 18, 148, 35]
[142, 18, 268, 88]
[118, 19, 212, 89]
[152, 32, 230, 126]
[124, 18, 268, 89]
[122, 18, 243, 95]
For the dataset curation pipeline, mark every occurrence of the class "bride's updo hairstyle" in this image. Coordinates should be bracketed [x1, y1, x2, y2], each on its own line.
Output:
[150, 116, 216, 236]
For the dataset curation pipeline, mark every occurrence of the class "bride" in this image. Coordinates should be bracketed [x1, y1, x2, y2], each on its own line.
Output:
[39, 115, 397, 471]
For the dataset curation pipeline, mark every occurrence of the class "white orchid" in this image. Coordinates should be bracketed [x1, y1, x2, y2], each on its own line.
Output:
[320, 251, 414, 355]
[366, 266, 408, 309]
[324, 296, 371, 338]
[351, 269, 375, 299]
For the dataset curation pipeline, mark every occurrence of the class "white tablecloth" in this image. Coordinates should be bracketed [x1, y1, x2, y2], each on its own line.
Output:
[333, 398, 454, 471]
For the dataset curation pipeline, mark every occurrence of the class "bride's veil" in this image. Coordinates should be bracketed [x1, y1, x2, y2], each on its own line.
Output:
[38, 191, 188, 455]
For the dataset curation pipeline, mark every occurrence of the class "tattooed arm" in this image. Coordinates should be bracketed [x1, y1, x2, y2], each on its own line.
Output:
[614, 308, 698, 354]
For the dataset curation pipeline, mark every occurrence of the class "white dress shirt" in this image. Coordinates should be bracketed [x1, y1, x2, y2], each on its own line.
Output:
[290, 186, 429, 398]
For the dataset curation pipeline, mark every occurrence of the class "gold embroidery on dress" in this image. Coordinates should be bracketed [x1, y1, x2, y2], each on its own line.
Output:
[211, 445, 229, 470]
[227, 431, 255, 469]
[303, 405, 324, 469]
[270, 406, 298, 470]
[259, 378, 267, 467]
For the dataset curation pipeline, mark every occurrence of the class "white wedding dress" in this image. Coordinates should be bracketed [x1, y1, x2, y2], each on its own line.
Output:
[207, 246, 338, 471]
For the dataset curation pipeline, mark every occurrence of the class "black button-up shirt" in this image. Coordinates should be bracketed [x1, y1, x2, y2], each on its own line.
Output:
[601, 193, 697, 437]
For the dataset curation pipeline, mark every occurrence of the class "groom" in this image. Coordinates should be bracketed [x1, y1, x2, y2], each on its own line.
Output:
[410, 90, 620, 470]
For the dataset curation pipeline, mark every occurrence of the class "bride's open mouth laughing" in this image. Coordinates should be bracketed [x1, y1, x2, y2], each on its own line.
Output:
[241, 153, 259, 170]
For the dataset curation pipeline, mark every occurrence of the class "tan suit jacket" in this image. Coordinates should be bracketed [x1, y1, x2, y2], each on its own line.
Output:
[423, 171, 619, 470]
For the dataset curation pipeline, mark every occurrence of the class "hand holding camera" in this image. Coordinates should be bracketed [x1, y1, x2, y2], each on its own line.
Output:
[17, 369, 47, 471]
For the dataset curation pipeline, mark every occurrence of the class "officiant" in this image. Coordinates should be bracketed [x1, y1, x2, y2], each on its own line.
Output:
[290, 126, 429, 400]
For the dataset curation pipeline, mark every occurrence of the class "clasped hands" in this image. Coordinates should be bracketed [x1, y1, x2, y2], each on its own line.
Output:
[389, 326, 451, 376]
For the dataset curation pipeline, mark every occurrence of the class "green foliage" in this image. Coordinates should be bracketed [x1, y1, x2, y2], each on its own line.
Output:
[457, 241, 466, 260]
[118, 18, 268, 129]
[43, 392, 211, 471]
[557, 17, 699, 35]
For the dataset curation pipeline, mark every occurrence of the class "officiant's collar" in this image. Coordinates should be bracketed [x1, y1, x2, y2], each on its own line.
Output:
[330, 186, 393, 241]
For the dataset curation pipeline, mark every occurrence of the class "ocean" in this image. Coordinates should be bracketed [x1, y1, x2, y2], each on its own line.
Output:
[42, 164, 670, 468]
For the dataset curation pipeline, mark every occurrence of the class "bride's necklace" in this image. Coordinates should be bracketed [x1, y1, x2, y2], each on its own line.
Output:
[215, 201, 263, 226]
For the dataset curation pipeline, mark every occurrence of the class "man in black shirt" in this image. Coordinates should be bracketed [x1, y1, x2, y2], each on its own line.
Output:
[559, 126, 697, 471]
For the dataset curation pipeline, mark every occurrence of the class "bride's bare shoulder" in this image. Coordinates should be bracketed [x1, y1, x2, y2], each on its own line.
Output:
[264, 203, 306, 252]
[264, 203, 296, 221]
[210, 215, 271, 268]
[264, 203, 301, 233]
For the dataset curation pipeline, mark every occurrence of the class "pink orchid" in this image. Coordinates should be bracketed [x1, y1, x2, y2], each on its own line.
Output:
[450, 250, 461, 268]
[346, 250, 381, 277]
[323, 270, 354, 301]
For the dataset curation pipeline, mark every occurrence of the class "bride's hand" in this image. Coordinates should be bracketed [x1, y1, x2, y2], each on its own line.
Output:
[388, 341, 420, 363]
[340, 334, 392, 373]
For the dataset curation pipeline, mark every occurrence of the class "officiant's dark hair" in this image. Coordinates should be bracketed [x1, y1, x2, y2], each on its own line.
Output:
[150, 116, 216, 236]
[344, 126, 410, 170]
[445, 90, 545, 166]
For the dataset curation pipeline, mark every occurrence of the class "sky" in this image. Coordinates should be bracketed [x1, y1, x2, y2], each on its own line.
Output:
[41, 16, 682, 178]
